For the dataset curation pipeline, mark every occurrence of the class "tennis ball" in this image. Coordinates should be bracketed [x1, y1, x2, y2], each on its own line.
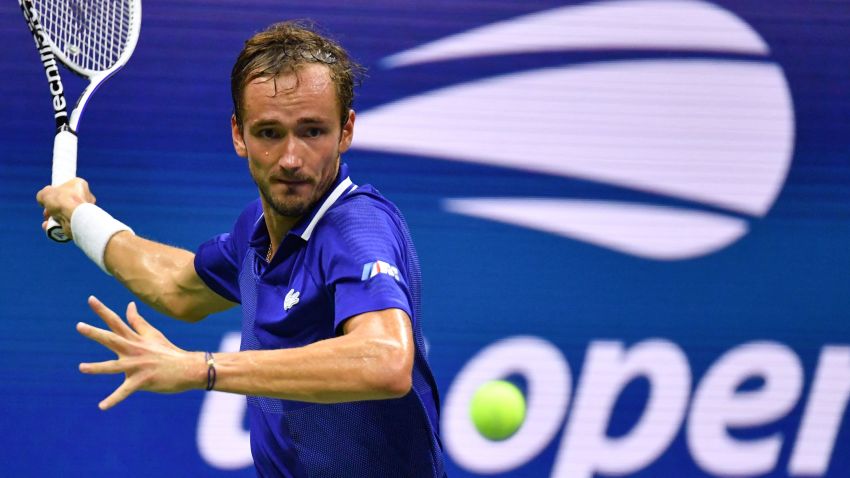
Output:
[469, 380, 526, 440]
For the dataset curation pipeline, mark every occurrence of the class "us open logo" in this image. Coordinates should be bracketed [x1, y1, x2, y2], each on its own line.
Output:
[353, 0, 795, 261]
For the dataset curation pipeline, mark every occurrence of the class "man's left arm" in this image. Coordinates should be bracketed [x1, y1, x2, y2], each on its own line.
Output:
[78, 296, 414, 410]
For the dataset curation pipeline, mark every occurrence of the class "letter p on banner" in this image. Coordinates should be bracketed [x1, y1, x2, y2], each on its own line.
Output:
[553, 340, 691, 478]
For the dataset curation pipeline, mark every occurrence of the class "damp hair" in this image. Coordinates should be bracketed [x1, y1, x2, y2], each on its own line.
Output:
[231, 20, 365, 129]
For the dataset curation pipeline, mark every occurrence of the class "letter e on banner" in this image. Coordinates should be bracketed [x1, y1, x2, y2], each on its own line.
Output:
[688, 341, 803, 475]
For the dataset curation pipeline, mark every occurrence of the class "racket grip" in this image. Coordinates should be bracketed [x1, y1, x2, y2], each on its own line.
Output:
[46, 130, 78, 243]
[52, 129, 78, 185]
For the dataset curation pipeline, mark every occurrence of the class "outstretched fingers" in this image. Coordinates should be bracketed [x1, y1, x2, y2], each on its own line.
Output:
[78, 298, 184, 410]
[76, 321, 128, 354]
[88, 296, 136, 339]
[98, 379, 138, 411]
[79, 359, 124, 375]
[126, 301, 164, 339]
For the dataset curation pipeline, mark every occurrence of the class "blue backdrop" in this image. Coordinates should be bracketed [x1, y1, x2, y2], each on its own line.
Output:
[1, 1, 849, 477]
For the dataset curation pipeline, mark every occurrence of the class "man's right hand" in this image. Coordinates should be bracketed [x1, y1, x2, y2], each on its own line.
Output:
[36, 178, 97, 240]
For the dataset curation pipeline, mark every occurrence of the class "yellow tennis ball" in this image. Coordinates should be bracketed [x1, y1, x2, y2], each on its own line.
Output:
[469, 380, 526, 440]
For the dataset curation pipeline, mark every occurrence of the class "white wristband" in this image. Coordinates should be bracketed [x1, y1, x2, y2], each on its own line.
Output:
[70, 203, 135, 275]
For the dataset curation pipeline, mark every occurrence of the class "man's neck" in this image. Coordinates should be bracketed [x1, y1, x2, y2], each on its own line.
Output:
[260, 200, 300, 259]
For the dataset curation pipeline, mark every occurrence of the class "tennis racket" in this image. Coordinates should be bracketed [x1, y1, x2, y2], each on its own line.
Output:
[20, 0, 142, 242]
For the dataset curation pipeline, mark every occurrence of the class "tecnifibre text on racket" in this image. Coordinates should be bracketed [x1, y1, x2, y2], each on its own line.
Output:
[20, 0, 141, 242]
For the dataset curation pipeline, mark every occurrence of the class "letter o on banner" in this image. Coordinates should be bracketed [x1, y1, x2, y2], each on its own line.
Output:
[443, 336, 571, 474]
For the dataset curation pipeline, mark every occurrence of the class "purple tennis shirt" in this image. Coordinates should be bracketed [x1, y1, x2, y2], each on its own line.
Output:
[194, 163, 444, 477]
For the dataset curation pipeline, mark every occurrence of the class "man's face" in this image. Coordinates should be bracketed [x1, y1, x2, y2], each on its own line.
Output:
[231, 63, 354, 218]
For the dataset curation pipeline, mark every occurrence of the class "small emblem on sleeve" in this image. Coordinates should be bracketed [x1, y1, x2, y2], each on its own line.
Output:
[361, 260, 401, 282]
[284, 289, 300, 311]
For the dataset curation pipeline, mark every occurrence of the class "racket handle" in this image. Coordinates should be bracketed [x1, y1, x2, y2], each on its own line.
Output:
[46, 129, 78, 243]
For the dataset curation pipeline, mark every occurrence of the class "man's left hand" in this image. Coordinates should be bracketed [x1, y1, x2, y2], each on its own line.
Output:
[77, 296, 205, 410]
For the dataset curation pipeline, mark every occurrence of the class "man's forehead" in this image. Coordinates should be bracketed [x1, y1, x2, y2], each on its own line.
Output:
[247, 63, 334, 97]
[241, 63, 341, 124]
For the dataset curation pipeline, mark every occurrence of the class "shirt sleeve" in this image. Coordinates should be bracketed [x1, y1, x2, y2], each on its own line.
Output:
[193, 200, 261, 304]
[194, 232, 241, 303]
[319, 198, 414, 332]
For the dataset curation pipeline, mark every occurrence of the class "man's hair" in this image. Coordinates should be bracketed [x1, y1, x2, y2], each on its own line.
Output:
[231, 21, 364, 130]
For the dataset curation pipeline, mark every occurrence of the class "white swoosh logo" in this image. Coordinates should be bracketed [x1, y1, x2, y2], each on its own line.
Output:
[354, 1, 795, 260]
[382, 0, 769, 68]
[355, 60, 793, 217]
[445, 198, 748, 260]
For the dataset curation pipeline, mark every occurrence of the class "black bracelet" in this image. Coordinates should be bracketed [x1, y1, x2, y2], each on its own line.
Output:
[204, 351, 217, 391]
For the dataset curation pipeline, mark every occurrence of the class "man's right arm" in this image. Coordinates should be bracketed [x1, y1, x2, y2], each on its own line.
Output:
[104, 232, 236, 322]
[36, 178, 236, 322]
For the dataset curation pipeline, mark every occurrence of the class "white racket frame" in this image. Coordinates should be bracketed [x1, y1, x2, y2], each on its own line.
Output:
[24, 0, 142, 241]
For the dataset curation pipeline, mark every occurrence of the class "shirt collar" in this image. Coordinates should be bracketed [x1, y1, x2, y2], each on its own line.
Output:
[249, 163, 357, 250]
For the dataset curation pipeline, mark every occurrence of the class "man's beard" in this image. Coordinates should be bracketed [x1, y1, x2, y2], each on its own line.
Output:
[250, 157, 339, 219]
[257, 179, 315, 218]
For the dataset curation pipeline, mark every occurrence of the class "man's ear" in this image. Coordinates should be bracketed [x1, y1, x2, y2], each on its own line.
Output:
[338, 109, 355, 154]
[231, 114, 247, 158]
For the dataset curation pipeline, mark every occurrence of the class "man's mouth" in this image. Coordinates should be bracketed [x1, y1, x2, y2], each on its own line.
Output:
[273, 177, 312, 186]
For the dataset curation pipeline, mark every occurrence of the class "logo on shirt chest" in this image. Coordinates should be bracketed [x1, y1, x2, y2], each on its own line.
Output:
[284, 289, 300, 311]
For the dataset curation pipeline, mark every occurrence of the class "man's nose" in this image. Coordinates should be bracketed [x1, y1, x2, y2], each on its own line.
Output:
[278, 136, 303, 170]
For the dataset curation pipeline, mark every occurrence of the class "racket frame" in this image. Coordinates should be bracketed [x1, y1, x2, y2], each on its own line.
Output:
[19, 0, 142, 241]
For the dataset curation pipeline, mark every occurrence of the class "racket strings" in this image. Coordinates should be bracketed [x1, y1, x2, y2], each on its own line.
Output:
[34, 0, 135, 73]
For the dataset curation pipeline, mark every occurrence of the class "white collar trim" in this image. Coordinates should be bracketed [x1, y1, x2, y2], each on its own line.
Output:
[300, 177, 354, 241]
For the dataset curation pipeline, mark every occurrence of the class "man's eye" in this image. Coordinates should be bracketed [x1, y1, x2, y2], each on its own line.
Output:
[257, 129, 280, 139]
[305, 127, 323, 138]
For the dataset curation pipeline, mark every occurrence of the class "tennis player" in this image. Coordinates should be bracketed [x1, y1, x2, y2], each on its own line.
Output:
[36, 21, 444, 478]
